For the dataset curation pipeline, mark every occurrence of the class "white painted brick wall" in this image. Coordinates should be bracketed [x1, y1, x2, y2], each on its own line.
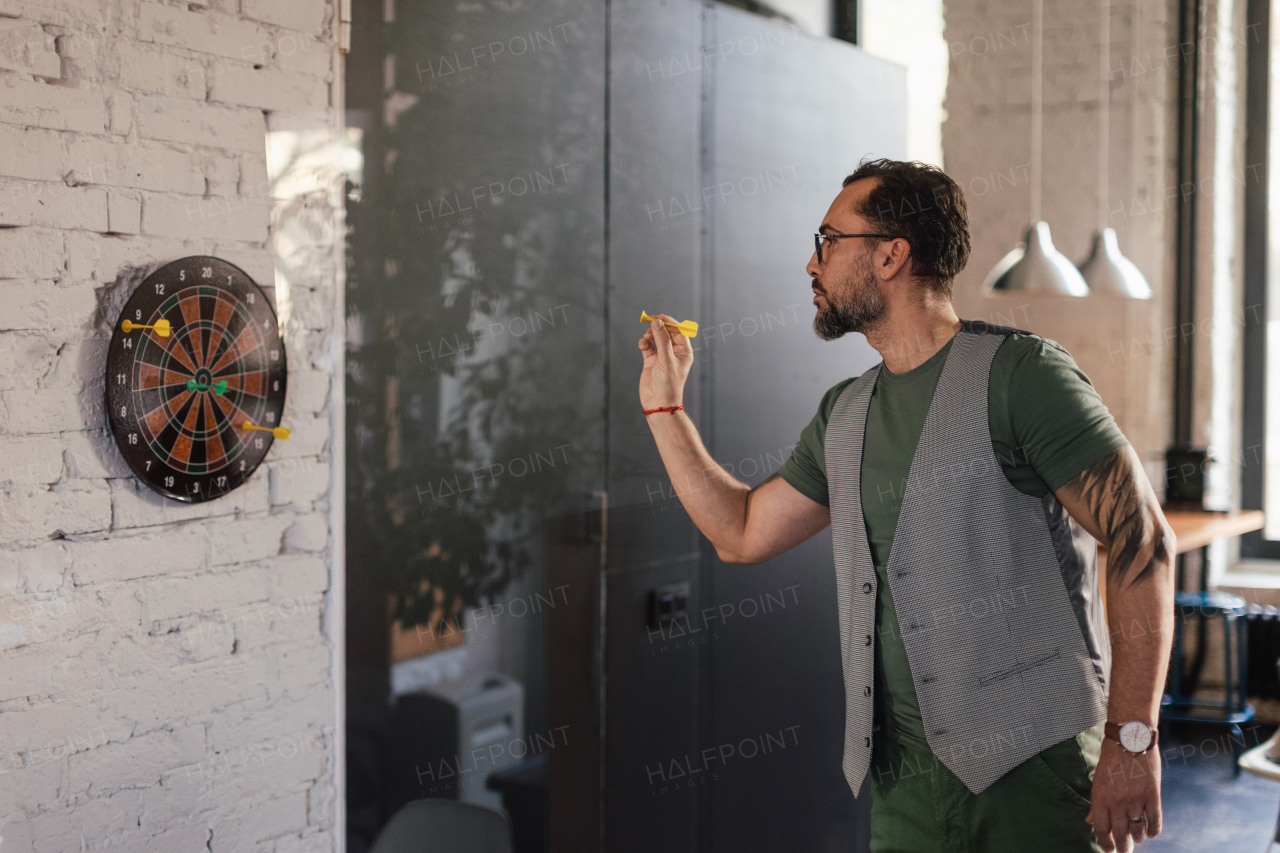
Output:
[0, 75, 106, 132]
[0, 1, 341, 851]
[0, 229, 65, 278]
[945, 0, 1175, 466]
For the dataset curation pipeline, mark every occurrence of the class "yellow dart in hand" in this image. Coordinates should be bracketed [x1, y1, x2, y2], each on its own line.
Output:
[640, 311, 698, 338]
[122, 318, 171, 337]
[241, 420, 291, 440]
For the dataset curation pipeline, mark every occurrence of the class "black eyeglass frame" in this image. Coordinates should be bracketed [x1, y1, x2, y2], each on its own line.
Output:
[813, 232, 899, 264]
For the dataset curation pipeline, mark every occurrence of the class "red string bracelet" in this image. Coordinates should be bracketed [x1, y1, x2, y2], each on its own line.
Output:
[643, 405, 684, 415]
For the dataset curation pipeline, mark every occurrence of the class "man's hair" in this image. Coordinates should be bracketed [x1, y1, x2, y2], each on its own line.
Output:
[841, 158, 970, 297]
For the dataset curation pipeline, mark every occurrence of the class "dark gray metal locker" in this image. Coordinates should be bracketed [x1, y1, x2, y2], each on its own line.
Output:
[602, 2, 905, 851]
[705, 6, 903, 851]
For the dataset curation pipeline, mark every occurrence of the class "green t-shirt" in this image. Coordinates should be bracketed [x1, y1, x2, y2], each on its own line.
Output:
[778, 330, 1129, 751]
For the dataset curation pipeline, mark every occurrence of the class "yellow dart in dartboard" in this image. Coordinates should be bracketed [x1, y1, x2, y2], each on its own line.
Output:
[640, 311, 698, 338]
[242, 420, 291, 440]
[121, 318, 171, 337]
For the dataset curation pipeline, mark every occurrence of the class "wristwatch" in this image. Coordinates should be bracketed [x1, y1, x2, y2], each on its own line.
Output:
[1105, 720, 1159, 755]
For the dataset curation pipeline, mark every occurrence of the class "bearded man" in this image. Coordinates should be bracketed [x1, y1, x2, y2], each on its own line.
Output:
[637, 158, 1174, 853]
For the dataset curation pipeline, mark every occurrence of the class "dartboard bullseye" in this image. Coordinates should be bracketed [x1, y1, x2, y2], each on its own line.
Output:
[106, 256, 288, 503]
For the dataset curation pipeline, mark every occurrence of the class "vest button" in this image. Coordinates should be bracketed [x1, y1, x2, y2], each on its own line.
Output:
[864, 634, 872, 646]
[862, 582, 872, 593]
[864, 685, 871, 696]
[865, 737, 871, 748]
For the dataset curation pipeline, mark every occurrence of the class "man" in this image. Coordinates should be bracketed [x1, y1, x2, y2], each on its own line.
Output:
[637, 158, 1174, 853]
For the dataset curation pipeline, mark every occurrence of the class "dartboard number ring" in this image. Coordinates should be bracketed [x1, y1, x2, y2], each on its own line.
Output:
[106, 256, 287, 503]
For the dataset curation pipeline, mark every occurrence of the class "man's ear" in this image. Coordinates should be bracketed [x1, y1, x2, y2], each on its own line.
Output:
[876, 238, 911, 280]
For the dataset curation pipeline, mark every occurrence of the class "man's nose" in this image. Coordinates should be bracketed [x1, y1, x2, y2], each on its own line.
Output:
[806, 251, 821, 278]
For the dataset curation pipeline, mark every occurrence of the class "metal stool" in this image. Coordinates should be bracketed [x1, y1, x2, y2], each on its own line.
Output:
[1161, 590, 1254, 774]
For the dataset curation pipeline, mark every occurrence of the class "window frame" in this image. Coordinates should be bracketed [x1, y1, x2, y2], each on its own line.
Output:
[1243, 0, 1279, 558]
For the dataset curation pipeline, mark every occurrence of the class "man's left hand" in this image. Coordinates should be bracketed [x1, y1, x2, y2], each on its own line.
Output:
[1086, 737, 1162, 852]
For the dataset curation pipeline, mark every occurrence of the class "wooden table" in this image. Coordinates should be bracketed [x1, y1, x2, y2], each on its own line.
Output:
[1163, 509, 1266, 557]
[1096, 509, 1265, 590]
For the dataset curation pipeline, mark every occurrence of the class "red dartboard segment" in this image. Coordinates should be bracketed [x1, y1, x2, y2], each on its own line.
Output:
[178, 294, 203, 367]
[202, 395, 227, 468]
[213, 392, 258, 436]
[161, 330, 199, 374]
[139, 364, 161, 390]
[212, 323, 263, 375]
[204, 295, 236, 366]
[161, 368, 189, 389]
[143, 399, 173, 437]
[105, 256, 287, 503]
[164, 389, 193, 421]
[170, 400, 201, 466]
[237, 371, 266, 398]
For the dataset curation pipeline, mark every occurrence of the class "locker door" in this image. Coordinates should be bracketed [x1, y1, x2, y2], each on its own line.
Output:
[705, 6, 903, 852]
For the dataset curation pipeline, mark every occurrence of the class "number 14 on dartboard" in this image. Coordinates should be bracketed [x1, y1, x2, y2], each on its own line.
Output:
[105, 256, 291, 503]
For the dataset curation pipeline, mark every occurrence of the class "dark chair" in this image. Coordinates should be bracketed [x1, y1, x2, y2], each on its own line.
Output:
[367, 799, 512, 853]
[486, 754, 546, 853]
[1162, 590, 1255, 774]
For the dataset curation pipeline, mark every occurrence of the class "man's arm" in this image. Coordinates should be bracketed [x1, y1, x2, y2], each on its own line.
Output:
[639, 315, 830, 564]
[1054, 445, 1175, 853]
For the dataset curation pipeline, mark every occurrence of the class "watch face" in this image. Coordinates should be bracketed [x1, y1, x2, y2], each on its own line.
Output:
[1119, 721, 1153, 753]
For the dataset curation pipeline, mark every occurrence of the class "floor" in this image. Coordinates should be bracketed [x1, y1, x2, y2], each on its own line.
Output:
[1145, 721, 1278, 851]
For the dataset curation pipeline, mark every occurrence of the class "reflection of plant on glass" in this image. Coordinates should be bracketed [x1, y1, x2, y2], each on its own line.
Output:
[346, 54, 603, 637]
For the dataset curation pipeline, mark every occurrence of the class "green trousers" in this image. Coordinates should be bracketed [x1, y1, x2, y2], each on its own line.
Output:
[869, 724, 1105, 853]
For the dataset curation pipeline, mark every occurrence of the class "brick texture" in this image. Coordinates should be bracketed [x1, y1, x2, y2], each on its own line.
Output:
[943, 0, 1174, 466]
[0, 1, 340, 850]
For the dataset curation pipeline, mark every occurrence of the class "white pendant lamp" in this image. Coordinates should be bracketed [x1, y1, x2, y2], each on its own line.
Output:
[1077, 0, 1152, 298]
[984, 222, 1090, 294]
[1079, 228, 1152, 297]
[983, 0, 1089, 296]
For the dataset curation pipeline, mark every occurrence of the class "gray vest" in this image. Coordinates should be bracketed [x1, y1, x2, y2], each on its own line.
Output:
[826, 322, 1110, 796]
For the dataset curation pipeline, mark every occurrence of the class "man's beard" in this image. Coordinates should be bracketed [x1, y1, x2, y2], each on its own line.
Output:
[813, 256, 885, 340]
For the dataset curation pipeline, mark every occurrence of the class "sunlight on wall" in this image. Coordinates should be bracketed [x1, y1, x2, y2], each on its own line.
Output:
[265, 127, 362, 340]
[860, 0, 947, 166]
[1268, 319, 1280, 538]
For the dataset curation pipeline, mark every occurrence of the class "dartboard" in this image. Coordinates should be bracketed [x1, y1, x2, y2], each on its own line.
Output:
[105, 256, 288, 503]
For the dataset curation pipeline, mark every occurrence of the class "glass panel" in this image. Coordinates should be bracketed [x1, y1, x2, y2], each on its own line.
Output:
[345, 0, 906, 848]
[343, 0, 604, 847]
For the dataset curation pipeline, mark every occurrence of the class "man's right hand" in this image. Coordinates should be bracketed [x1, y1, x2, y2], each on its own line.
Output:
[638, 314, 694, 409]
[635, 312, 829, 564]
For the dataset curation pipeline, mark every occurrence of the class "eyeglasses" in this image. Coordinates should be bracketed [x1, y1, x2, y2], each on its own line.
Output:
[814, 232, 897, 264]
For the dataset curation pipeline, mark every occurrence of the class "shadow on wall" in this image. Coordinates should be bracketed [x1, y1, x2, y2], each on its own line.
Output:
[74, 263, 165, 491]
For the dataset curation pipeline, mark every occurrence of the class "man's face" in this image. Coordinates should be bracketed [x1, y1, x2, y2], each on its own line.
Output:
[808, 180, 886, 340]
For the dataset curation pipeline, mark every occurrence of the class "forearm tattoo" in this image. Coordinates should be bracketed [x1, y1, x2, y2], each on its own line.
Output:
[1059, 448, 1172, 590]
